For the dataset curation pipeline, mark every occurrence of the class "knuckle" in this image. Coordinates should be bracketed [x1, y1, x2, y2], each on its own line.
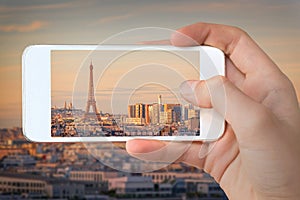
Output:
[229, 26, 249, 37]
[223, 26, 250, 55]
[215, 75, 231, 90]
[206, 76, 231, 96]
[219, 75, 229, 84]
[250, 106, 274, 128]
[197, 80, 208, 91]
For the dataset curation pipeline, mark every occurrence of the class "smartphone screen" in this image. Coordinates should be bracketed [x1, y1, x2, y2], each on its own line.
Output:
[51, 49, 201, 138]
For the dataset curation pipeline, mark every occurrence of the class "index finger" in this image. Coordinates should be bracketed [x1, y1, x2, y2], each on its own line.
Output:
[171, 22, 281, 75]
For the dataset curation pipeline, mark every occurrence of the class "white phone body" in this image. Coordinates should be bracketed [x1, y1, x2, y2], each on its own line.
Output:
[22, 45, 225, 142]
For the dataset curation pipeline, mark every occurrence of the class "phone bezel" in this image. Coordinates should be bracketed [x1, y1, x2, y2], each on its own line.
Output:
[22, 45, 225, 142]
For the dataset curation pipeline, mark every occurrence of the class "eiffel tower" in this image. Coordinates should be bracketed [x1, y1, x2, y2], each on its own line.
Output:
[84, 61, 101, 121]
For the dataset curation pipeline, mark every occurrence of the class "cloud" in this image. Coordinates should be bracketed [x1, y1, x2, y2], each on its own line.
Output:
[0, 2, 73, 13]
[96, 14, 134, 24]
[132, 1, 300, 15]
[0, 21, 47, 33]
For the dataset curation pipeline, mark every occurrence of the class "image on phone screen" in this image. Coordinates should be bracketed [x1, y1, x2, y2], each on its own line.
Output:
[50, 49, 201, 138]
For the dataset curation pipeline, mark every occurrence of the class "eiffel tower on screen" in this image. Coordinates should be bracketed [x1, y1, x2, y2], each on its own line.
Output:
[84, 61, 101, 121]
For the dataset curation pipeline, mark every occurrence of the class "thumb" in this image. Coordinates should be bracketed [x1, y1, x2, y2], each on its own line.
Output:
[180, 76, 273, 144]
[126, 139, 192, 163]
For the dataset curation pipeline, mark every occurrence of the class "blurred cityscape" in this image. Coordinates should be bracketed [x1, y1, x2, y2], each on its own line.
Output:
[0, 127, 228, 200]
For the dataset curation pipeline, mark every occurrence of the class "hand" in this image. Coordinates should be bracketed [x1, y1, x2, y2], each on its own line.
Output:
[126, 22, 300, 199]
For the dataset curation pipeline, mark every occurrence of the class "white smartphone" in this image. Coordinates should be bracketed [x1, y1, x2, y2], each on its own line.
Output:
[22, 45, 225, 142]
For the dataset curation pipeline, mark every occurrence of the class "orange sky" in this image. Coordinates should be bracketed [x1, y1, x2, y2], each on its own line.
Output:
[0, 0, 299, 127]
[52, 50, 199, 114]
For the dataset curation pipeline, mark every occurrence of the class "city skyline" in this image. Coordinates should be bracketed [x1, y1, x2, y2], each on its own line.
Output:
[1, 0, 300, 127]
[51, 93, 201, 137]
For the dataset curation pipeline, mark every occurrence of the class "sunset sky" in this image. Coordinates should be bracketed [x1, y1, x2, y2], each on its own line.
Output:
[52, 49, 199, 114]
[0, 0, 299, 128]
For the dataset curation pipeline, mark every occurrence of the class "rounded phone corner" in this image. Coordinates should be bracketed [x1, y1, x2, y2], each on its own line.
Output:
[22, 45, 39, 61]
[22, 127, 36, 143]
[211, 121, 225, 141]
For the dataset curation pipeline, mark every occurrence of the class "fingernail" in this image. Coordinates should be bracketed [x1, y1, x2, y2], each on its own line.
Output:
[179, 81, 199, 106]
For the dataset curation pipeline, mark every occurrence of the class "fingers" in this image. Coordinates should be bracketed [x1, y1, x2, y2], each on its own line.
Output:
[126, 128, 240, 183]
[126, 139, 206, 170]
[180, 79, 212, 108]
[126, 139, 192, 163]
[225, 57, 245, 89]
[171, 22, 281, 76]
[172, 22, 299, 123]
[179, 76, 277, 143]
[126, 139, 166, 154]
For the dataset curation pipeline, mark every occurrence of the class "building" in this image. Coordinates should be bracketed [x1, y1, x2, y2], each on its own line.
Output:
[125, 117, 145, 125]
[69, 170, 118, 194]
[157, 104, 182, 124]
[150, 103, 160, 124]
[108, 176, 172, 198]
[46, 180, 85, 198]
[127, 103, 146, 125]
[68, 170, 119, 195]
[183, 104, 193, 121]
[188, 109, 200, 119]
[69, 170, 118, 182]
[164, 104, 182, 124]
[188, 117, 200, 131]
[0, 173, 47, 197]
[0, 173, 85, 199]
[108, 176, 153, 197]
[143, 171, 204, 184]
[127, 103, 145, 119]
[145, 104, 150, 124]
[135, 103, 145, 119]
[0, 148, 24, 160]
[1, 154, 36, 167]
[126, 95, 183, 125]
[172, 178, 227, 199]
[172, 105, 182, 123]
[148, 95, 164, 125]
[127, 105, 136, 118]
[69, 170, 104, 182]
[159, 110, 173, 124]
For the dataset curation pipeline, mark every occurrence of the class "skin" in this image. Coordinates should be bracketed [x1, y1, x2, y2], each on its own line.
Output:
[125, 23, 300, 199]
